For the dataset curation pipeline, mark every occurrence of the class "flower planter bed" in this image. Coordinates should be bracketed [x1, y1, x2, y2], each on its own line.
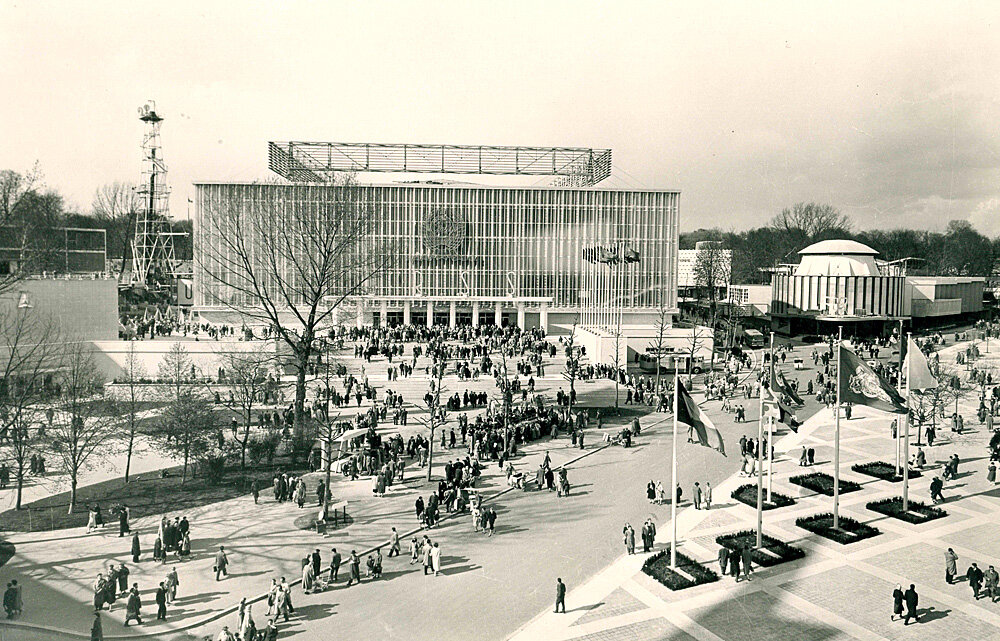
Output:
[731, 483, 796, 510]
[866, 497, 947, 524]
[851, 461, 922, 483]
[715, 530, 805, 567]
[789, 472, 862, 496]
[795, 513, 880, 544]
[642, 547, 719, 590]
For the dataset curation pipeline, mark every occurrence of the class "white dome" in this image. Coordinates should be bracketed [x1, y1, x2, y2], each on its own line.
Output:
[798, 239, 878, 256]
[794, 239, 881, 276]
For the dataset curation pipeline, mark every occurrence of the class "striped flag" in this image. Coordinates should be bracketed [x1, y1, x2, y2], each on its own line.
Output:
[763, 386, 802, 432]
[771, 368, 804, 406]
[676, 380, 726, 456]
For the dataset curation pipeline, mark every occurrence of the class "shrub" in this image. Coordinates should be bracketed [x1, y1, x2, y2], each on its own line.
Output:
[248, 433, 281, 466]
[795, 513, 880, 544]
[200, 452, 227, 485]
[851, 461, 922, 483]
[731, 483, 796, 510]
[716, 530, 806, 567]
[866, 497, 947, 524]
[642, 547, 718, 590]
[789, 472, 862, 496]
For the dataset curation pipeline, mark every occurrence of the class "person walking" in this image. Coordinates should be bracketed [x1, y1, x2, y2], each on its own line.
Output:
[388, 528, 401, 557]
[91, 611, 103, 641]
[623, 524, 635, 555]
[704, 482, 712, 510]
[329, 548, 342, 582]
[968, 562, 984, 599]
[989, 461, 997, 485]
[693, 482, 702, 510]
[251, 480, 260, 505]
[131, 532, 141, 563]
[346, 551, 361, 587]
[215, 546, 229, 581]
[729, 548, 741, 582]
[431, 542, 442, 576]
[945, 548, 958, 584]
[930, 476, 945, 503]
[891, 584, 904, 621]
[740, 545, 753, 582]
[124, 584, 142, 627]
[154, 582, 167, 620]
[718, 547, 729, 575]
[985, 565, 999, 603]
[903, 584, 919, 624]
[555, 578, 566, 613]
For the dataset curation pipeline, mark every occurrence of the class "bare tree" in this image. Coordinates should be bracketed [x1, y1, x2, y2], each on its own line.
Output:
[647, 303, 672, 410]
[92, 181, 141, 283]
[769, 202, 852, 240]
[693, 242, 731, 374]
[149, 392, 219, 484]
[221, 344, 276, 469]
[0, 165, 65, 293]
[117, 342, 148, 483]
[562, 318, 581, 418]
[685, 325, 708, 386]
[158, 342, 192, 401]
[197, 176, 391, 438]
[422, 350, 449, 482]
[0, 306, 61, 509]
[611, 326, 624, 411]
[48, 344, 119, 514]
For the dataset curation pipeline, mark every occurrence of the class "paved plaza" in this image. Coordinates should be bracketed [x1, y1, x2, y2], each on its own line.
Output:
[2, 334, 998, 641]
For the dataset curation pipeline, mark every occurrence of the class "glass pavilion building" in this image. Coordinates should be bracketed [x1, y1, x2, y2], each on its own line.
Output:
[193, 181, 679, 333]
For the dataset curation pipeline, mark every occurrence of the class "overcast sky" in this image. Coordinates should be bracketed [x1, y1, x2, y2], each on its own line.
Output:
[2, 1, 998, 234]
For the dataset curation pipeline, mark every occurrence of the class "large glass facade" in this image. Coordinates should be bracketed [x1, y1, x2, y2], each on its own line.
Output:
[194, 182, 679, 319]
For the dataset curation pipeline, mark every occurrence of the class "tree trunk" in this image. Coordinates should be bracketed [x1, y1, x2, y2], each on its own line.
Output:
[241, 424, 250, 470]
[182, 446, 189, 484]
[124, 420, 136, 483]
[15, 467, 23, 510]
[426, 424, 435, 482]
[68, 474, 78, 515]
[294, 353, 308, 438]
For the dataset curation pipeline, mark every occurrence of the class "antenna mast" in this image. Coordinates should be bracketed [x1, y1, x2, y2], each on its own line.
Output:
[131, 100, 179, 288]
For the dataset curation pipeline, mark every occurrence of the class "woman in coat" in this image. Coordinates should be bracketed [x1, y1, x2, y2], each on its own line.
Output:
[301, 558, 315, 593]
[241, 604, 257, 641]
[623, 524, 635, 555]
[891, 584, 905, 621]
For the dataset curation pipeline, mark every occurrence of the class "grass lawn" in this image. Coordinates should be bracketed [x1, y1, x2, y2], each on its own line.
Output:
[0, 457, 307, 533]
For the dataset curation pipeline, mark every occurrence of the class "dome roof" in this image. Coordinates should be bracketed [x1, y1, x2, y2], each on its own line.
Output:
[798, 239, 878, 256]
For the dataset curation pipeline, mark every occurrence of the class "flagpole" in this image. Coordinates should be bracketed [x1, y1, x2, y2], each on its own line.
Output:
[756, 348, 765, 549]
[767, 332, 775, 503]
[903, 332, 911, 512]
[671, 370, 679, 569]
[834, 326, 842, 530]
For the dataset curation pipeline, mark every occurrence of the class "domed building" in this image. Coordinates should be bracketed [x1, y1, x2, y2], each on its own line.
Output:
[771, 239, 907, 336]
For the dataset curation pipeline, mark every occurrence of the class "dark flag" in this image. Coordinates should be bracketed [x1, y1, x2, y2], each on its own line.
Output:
[763, 386, 802, 432]
[838, 345, 907, 414]
[676, 380, 726, 455]
[770, 367, 804, 406]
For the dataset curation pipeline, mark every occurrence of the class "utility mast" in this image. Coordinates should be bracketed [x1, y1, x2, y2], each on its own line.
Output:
[130, 100, 178, 288]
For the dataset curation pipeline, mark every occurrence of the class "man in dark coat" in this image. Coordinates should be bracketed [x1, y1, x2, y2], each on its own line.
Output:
[329, 548, 342, 582]
[741, 546, 754, 582]
[903, 584, 919, 624]
[555, 578, 566, 613]
[118, 506, 130, 537]
[116, 563, 129, 596]
[968, 563, 984, 599]
[131, 533, 141, 563]
[154, 582, 167, 620]
[124, 585, 142, 626]
[311, 549, 321, 579]
[718, 547, 730, 575]
[730, 549, 741, 581]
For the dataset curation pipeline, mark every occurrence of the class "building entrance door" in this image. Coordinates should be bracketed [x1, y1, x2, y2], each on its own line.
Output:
[455, 311, 472, 326]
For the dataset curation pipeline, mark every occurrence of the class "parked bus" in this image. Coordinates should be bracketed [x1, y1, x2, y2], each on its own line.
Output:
[637, 348, 705, 374]
[743, 329, 766, 348]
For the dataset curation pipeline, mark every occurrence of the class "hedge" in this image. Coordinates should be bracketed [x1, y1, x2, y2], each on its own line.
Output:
[866, 497, 947, 524]
[642, 547, 719, 590]
[731, 483, 796, 510]
[795, 513, 880, 544]
[789, 472, 862, 496]
[715, 530, 806, 567]
[851, 461, 922, 483]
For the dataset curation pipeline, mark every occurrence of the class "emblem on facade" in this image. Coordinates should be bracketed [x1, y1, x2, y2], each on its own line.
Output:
[422, 208, 466, 257]
[848, 367, 892, 403]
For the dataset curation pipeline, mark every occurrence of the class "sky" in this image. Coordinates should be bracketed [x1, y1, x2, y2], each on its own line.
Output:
[2, 1, 999, 235]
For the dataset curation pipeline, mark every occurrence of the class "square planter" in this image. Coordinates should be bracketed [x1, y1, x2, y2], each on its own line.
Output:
[731, 483, 796, 510]
[642, 547, 719, 590]
[866, 497, 947, 524]
[715, 530, 806, 567]
[851, 461, 922, 483]
[789, 472, 862, 496]
[795, 512, 880, 544]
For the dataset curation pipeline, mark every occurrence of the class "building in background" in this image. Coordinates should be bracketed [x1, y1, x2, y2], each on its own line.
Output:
[677, 241, 732, 300]
[194, 144, 680, 336]
[770, 239, 985, 336]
